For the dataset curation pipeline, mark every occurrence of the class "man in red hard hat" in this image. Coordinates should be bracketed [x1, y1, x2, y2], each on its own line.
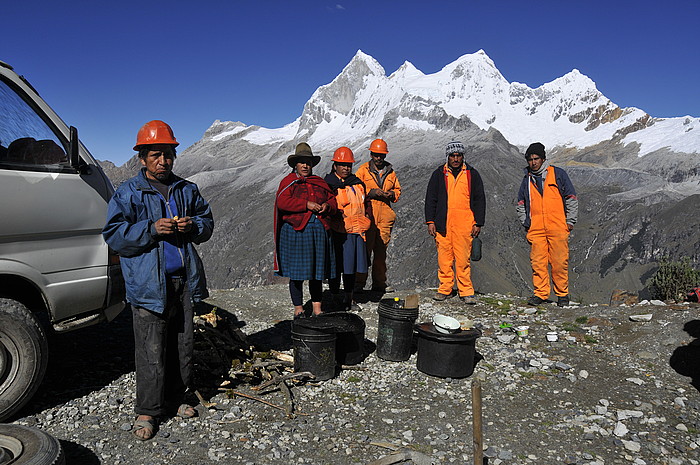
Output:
[103, 120, 214, 440]
[355, 138, 401, 293]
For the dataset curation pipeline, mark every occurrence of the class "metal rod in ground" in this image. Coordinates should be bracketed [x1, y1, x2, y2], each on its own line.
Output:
[472, 379, 483, 465]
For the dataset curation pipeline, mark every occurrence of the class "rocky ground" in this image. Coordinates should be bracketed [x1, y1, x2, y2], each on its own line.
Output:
[9, 284, 700, 465]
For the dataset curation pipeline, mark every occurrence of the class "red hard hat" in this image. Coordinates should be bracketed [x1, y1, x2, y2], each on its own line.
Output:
[369, 138, 388, 154]
[133, 120, 179, 151]
[332, 146, 355, 163]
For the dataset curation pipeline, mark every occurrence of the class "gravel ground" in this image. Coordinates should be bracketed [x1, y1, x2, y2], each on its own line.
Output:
[9, 283, 700, 465]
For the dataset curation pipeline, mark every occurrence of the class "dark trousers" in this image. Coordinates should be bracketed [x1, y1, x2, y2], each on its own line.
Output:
[289, 279, 322, 306]
[132, 278, 193, 417]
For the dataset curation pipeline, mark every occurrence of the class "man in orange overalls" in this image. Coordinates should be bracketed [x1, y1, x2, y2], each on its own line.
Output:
[424, 141, 486, 304]
[517, 142, 578, 307]
[355, 139, 401, 293]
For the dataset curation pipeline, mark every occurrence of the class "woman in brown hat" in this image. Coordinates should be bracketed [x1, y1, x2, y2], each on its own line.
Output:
[274, 143, 337, 318]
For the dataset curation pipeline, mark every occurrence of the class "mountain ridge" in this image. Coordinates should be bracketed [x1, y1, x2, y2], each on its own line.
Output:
[99, 50, 700, 301]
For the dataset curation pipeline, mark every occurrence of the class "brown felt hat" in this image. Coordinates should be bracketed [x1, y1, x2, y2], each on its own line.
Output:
[287, 142, 321, 167]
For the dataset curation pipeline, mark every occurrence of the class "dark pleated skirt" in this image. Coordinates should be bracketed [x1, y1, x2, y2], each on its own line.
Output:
[278, 215, 336, 281]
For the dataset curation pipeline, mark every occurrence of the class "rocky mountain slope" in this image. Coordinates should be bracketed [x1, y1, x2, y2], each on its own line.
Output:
[100, 50, 700, 303]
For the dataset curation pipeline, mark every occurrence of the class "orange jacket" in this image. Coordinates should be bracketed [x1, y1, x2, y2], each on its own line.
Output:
[356, 161, 401, 227]
[332, 182, 371, 237]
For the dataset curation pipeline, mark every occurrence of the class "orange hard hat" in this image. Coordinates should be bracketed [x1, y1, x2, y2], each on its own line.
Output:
[369, 138, 388, 154]
[332, 146, 355, 163]
[133, 120, 179, 151]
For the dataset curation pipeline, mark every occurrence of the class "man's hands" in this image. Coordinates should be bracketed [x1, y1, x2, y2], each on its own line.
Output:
[368, 188, 395, 201]
[427, 224, 481, 238]
[154, 216, 193, 235]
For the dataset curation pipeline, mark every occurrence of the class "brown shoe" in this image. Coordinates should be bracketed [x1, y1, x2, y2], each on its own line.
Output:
[460, 295, 477, 305]
[433, 292, 450, 301]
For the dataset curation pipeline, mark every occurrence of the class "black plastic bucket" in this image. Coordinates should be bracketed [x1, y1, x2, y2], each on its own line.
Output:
[291, 319, 337, 381]
[415, 323, 481, 378]
[376, 299, 419, 361]
[318, 312, 366, 365]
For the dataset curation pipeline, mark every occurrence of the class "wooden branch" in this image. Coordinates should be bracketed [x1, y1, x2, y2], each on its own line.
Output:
[199, 330, 229, 366]
[472, 379, 483, 465]
[340, 365, 368, 371]
[195, 389, 216, 408]
[251, 360, 294, 370]
[252, 372, 316, 391]
[223, 389, 286, 411]
[270, 350, 294, 363]
[280, 379, 294, 418]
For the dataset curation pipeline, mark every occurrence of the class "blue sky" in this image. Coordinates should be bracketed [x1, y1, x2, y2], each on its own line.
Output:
[4, 0, 698, 166]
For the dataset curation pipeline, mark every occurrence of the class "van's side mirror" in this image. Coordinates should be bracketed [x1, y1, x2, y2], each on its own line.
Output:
[69, 126, 80, 169]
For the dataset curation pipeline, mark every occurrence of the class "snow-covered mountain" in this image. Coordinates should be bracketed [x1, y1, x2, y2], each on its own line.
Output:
[204, 49, 700, 161]
[101, 50, 700, 299]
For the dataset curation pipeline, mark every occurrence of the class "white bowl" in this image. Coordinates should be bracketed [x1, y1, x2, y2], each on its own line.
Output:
[432, 314, 461, 334]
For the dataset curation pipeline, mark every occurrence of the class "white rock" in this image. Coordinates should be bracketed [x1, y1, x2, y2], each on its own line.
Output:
[622, 440, 641, 452]
[676, 423, 689, 432]
[599, 399, 610, 407]
[617, 410, 644, 420]
[629, 314, 653, 322]
[650, 300, 667, 306]
[614, 421, 628, 437]
[579, 370, 589, 379]
[626, 377, 644, 385]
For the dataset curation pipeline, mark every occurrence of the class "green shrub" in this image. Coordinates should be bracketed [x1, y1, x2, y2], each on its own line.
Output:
[648, 258, 700, 301]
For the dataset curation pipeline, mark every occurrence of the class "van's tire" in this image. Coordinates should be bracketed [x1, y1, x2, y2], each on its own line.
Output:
[0, 299, 48, 422]
[0, 424, 64, 464]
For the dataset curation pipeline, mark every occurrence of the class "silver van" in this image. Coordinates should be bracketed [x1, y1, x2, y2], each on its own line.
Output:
[0, 60, 125, 421]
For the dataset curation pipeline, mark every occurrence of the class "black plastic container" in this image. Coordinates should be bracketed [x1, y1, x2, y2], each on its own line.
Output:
[318, 312, 366, 365]
[415, 323, 481, 378]
[376, 299, 419, 361]
[471, 236, 482, 261]
[291, 319, 337, 381]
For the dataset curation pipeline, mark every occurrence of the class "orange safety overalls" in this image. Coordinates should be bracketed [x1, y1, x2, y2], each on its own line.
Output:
[435, 167, 475, 297]
[355, 162, 401, 289]
[526, 166, 570, 299]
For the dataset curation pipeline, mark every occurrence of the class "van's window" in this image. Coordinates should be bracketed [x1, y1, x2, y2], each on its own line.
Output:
[0, 79, 68, 172]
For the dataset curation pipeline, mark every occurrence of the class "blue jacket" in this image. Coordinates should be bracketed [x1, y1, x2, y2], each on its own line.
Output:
[102, 169, 214, 313]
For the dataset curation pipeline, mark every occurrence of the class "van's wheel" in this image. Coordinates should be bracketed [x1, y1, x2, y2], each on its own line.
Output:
[0, 424, 64, 465]
[0, 299, 48, 422]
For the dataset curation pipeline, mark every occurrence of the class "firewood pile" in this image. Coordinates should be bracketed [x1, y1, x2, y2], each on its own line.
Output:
[192, 307, 314, 417]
